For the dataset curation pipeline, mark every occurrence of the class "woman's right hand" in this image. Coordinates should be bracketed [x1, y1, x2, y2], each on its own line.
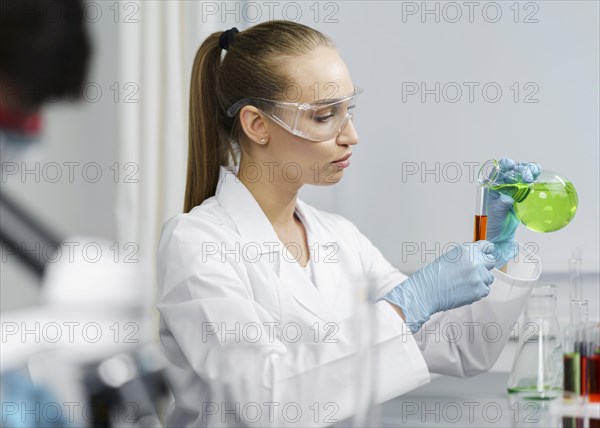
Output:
[382, 241, 497, 333]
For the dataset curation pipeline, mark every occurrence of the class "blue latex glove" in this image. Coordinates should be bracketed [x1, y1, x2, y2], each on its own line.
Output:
[0, 369, 69, 427]
[382, 241, 497, 333]
[486, 158, 541, 269]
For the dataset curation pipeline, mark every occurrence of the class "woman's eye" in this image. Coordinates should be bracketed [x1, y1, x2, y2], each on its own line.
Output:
[314, 106, 339, 122]
[314, 113, 335, 123]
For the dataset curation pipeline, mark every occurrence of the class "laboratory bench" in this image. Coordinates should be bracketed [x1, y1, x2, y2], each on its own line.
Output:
[374, 372, 557, 427]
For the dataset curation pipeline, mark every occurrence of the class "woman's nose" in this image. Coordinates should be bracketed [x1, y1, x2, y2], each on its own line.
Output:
[336, 118, 359, 145]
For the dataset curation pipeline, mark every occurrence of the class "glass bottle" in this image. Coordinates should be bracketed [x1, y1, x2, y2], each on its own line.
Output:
[507, 284, 563, 399]
[478, 159, 578, 233]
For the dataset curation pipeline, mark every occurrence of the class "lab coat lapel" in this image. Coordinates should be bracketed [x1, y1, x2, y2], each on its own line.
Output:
[278, 255, 333, 321]
[294, 200, 342, 308]
[215, 166, 334, 321]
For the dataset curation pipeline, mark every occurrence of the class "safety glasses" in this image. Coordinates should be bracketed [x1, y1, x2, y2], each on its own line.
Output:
[226, 87, 363, 142]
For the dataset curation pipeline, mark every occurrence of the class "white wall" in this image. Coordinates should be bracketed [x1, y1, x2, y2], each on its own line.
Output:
[300, 1, 599, 275]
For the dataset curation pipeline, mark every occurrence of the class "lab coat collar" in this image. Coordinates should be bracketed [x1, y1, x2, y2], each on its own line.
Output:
[215, 165, 340, 321]
[215, 164, 289, 256]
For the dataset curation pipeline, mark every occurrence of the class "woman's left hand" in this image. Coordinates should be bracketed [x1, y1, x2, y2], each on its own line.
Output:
[486, 158, 541, 269]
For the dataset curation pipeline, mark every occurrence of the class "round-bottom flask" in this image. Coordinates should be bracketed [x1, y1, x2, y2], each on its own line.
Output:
[479, 160, 578, 233]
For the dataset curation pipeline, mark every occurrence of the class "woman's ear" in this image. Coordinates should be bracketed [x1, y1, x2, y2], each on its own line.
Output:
[238, 106, 270, 145]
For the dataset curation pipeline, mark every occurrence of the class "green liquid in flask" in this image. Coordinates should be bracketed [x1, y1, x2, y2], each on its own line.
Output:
[490, 181, 578, 233]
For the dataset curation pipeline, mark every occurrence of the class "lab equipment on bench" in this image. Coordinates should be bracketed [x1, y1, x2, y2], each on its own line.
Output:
[507, 283, 563, 399]
[558, 250, 599, 428]
[560, 322, 600, 428]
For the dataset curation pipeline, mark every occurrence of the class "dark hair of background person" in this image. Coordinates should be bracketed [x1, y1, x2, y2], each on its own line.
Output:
[184, 20, 335, 213]
[0, 0, 91, 109]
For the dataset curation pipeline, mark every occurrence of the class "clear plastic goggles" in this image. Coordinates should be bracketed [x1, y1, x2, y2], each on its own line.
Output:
[226, 87, 363, 142]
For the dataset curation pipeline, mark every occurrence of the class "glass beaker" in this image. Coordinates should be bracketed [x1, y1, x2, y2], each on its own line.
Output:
[507, 284, 563, 399]
[478, 159, 578, 233]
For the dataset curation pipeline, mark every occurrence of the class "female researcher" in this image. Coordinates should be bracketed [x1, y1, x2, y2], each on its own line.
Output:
[157, 21, 541, 427]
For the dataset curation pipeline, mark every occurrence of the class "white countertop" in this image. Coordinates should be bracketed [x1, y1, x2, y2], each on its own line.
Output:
[337, 372, 561, 427]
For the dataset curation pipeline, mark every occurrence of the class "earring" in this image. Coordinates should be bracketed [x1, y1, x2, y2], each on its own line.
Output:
[260, 138, 267, 144]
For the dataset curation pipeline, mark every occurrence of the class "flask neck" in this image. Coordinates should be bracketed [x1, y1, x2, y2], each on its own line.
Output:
[477, 159, 532, 203]
[494, 184, 531, 203]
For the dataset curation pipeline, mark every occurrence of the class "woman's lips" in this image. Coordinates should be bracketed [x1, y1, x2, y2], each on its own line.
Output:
[332, 153, 352, 168]
[333, 153, 352, 163]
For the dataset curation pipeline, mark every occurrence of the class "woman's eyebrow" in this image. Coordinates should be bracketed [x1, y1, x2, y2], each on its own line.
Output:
[313, 89, 356, 105]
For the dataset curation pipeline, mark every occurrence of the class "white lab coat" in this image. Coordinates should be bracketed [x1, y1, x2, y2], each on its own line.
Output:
[156, 165, 541, 427]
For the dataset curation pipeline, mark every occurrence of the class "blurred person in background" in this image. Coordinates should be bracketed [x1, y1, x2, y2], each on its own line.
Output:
[0, 0, 91, 275]
[0, 0, 91, 162]
[2, 4, 168, 427]
[1, 1, 91, 427]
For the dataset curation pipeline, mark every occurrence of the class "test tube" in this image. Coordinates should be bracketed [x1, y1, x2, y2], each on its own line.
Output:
[473, 160, 499, 242]
[583, 323, 600, 428]
[569, 250, 589, 330]
[569, 250, 583, 304]
[473, 186, 489, 242]
[563, 324, 584, 428]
